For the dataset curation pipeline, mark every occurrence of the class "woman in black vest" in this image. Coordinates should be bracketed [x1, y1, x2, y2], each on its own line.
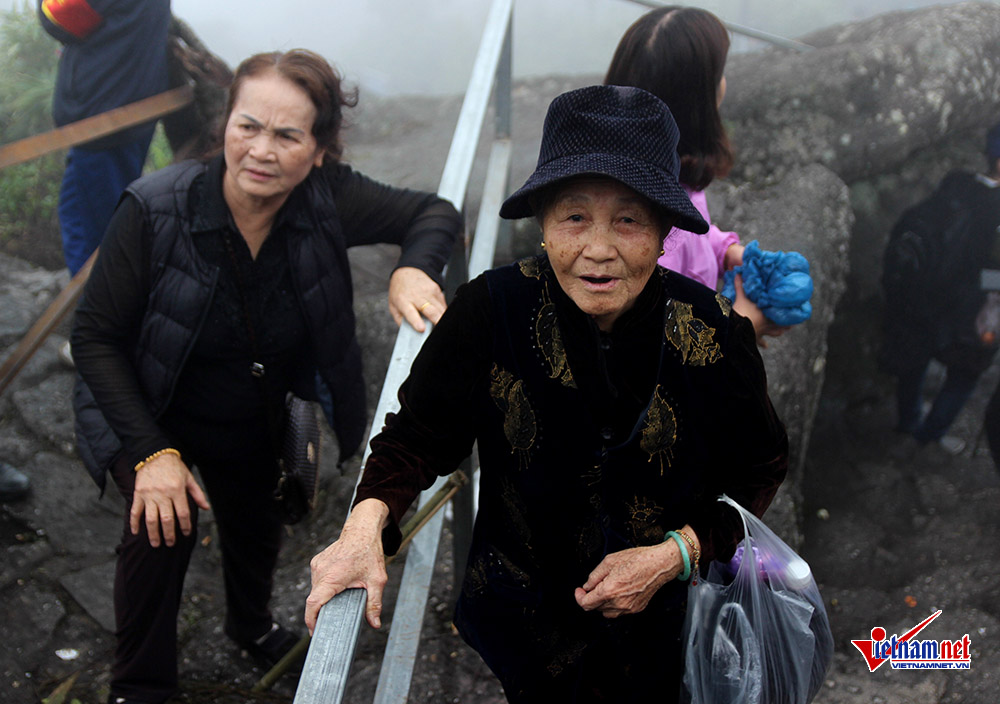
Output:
[71, 49, 461, 704]
[307, 85, 787, 702]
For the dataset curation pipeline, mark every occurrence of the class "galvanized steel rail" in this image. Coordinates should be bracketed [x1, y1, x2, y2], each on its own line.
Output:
[293, 0, 513, 701]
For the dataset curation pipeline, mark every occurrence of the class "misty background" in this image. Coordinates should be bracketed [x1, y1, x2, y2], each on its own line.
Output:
[0, 0, 991, 96]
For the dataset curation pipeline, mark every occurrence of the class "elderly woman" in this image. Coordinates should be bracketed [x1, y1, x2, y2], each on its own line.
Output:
[307, 85, 787, 702]
[71, 49, 461, 704]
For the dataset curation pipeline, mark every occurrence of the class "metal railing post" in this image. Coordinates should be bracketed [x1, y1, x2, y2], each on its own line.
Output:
[494, 6, 514, 264]
[495, 12, 512, 141]
[295, 1, 513, 701]
[452, 1, 513, 608]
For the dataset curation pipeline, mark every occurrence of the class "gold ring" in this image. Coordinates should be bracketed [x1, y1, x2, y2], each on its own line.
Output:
[418, 301, 431, 311]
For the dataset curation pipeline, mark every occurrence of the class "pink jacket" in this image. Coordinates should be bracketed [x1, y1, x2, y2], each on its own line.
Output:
[658, 185, 739, 289]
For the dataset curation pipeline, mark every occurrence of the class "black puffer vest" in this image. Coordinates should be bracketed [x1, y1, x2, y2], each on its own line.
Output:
[74, 159, 366, 489]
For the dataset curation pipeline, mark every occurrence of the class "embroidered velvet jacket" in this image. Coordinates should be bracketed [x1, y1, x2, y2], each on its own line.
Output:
[356, 255, 787, 700]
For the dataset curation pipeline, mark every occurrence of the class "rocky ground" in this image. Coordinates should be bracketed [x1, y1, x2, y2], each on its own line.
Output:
[2, 73, 998, 702]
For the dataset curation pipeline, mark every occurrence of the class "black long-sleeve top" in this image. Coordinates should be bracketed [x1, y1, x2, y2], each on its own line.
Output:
[71, 155, 462, 467]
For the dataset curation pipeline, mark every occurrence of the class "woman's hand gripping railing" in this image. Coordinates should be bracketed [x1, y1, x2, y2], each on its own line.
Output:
[257, 472, 467, 697]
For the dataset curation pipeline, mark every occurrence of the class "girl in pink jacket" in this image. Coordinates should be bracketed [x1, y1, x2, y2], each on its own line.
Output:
[606, 5, 789, 345]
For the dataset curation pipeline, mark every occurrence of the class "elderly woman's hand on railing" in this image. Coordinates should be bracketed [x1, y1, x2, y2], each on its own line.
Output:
[306, 498, 391, 633]
[388, 266, 447, 333]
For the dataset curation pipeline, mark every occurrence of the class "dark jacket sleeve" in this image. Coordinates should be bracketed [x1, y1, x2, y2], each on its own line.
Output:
[70, 194, 174, 467]
[327, 162, 463, 287]
[353, 276, 492, 553]
[687, 313, 789, 563]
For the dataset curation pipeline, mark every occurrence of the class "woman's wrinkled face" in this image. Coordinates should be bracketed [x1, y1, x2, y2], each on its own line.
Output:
[541, 177, 668, 331]
[223, 70, 324, 210]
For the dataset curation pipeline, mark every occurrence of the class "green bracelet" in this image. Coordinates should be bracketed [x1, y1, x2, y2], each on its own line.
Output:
[665, 530, 691, 581]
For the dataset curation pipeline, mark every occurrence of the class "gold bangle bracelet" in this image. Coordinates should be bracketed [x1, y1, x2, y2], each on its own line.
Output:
[134, 448, 181, 472]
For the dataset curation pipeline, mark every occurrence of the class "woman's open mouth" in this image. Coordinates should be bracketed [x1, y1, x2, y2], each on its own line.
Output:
[581, 275, 618, 290]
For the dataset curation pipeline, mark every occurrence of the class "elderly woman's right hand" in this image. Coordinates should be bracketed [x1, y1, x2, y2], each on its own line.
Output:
[306, 498, 390, 634]
[131, 452, 210, 548]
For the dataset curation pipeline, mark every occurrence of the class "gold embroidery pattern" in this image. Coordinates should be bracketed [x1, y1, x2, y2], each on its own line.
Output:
[536, 284, 576, 388]
[518, 257, 542, 279]
[580, 465, 602, 488]
[716, 292, 733, 317]
[640, 385, 677, 475]
[627, 496, 664, 545]
[462, 546, 533, 598]
[546, 640, 588, 677]
[665, 299, 722, 366]
[490, 364, 537, 466]
[463, 552, 489, 597]
[575, 507, 606, 565]
[495, 548, 533, 585]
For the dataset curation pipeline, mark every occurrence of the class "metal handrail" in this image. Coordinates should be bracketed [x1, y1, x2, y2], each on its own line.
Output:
[293, 0, 513, 701]
[0, 86, 194, 169]
[621, 0, 814, 52]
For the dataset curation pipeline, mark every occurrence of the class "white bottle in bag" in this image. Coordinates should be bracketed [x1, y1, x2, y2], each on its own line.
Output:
[782, 556, 812, 590]
[730, 544, 812, 590]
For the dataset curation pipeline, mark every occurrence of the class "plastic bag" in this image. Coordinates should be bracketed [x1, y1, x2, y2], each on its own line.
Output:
[682, 495, 833, 704]
[720, 240, 814, 327]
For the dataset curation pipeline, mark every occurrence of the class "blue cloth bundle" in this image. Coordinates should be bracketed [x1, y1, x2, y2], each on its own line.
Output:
[721, 240, 813, 326]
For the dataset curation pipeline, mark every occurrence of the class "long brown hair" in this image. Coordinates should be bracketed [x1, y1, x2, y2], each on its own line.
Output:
[605, 6, 733, 191]
[224, 49, 358, 161]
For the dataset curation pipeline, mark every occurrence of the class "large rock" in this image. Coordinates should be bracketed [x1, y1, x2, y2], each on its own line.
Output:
[721, 2, 1000, 413]
[12, 373, 77, 457]
[0, 253, 67, 349]
[711, 165, 853, 470]
[706, 165, 853, 541]
[725, 2, 1000, 185]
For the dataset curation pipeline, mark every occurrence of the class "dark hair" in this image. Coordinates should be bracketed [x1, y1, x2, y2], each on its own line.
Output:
[224, 49, 358, 161]
[605, 6, 733, 191]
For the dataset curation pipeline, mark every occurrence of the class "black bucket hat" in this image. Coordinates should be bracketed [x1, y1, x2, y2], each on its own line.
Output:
[500, 85, 709, 234]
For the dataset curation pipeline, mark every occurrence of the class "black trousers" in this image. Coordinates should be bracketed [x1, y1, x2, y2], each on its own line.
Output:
[107, 433, 284, 703]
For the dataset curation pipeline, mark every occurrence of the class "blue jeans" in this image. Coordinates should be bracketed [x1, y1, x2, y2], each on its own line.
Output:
[896, 361, 979, 443]
[58, 128, 154, 275]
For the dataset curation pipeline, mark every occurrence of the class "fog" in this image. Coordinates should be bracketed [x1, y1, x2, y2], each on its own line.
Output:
[2, 0, 988, 95]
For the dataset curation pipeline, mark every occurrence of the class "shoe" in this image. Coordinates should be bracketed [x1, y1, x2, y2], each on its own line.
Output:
[938, 435, 966, 456]
[0, 462, 29, 501]
[59, 340, 75, 368]
[238, 622, 304, 672]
